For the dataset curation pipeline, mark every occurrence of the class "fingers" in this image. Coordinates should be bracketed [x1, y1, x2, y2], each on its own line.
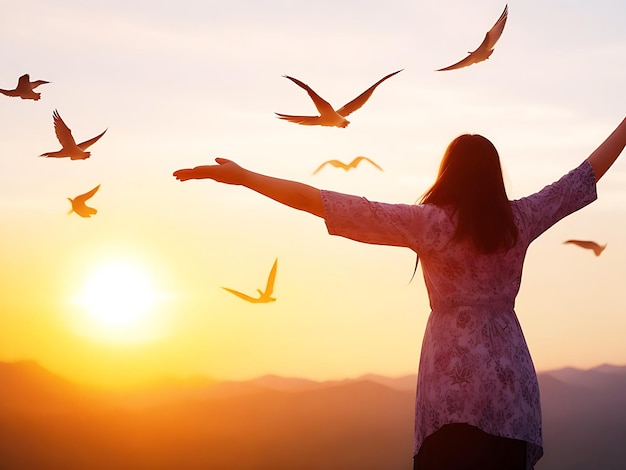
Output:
[173, 165, 220, 181]
[173, 169, 195, 181]
[173, 159, 238, 182]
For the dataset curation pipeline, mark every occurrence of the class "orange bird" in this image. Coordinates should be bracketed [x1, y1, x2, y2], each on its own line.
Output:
[436, 4, 508, 71]
[313, 156, 384, 175]
[0, 74, 49, 100]
[222, 258, 278, 303]
[563, 240, 607, 257]
[68, 184, 101, 218]
[40, 110, 107, 160]
[276, 70, 402, 128]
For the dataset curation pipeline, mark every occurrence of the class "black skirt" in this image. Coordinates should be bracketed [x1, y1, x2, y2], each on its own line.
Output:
[413, 423, 527, 470]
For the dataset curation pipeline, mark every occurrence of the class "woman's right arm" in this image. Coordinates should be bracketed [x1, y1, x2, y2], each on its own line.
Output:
[173, 158, 324, 217]
[586, 117, 626, 182]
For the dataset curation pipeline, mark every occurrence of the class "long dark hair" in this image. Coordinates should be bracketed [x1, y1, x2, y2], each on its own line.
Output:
[420, 134, 518, 253]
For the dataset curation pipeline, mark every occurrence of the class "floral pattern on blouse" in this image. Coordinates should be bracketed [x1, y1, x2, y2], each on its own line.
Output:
[320, 161, 597, 469]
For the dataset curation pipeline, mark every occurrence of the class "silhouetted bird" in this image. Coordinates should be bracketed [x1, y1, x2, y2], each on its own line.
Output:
[313, 156, 384, 174]
[436, 5, 508, 71]
[0, 74, 49, 100]
[68, 184, 100, 218]
[40, 110, 107, 160]
[563, 240, 607, 257]
[276, 70, 402, 128]
[222, 258, 278, 303]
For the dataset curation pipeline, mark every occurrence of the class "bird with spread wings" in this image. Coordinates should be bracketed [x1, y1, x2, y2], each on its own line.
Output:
[222, 258, 278, 303]
[68, 184, 101, 218]
[313, 156, 384, 175]
[0, 73, 49, 100]
[436, 4, 508, 71]
[40, 110, 107, 160]
[276, 70, 402, 128]
[563, 240, 607, 257]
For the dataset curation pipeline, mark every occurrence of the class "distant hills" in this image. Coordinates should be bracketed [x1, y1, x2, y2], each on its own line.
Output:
[0, 361, 625, 470]
[536, 364, 626, 470]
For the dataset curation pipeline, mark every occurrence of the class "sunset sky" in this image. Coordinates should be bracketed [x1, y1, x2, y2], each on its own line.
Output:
[1, 0, 625, 388]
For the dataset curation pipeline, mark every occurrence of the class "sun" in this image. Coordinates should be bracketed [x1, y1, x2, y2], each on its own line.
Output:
[72, 260, 165, 343]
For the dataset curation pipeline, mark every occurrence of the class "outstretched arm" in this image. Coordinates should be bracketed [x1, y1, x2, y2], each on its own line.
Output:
[586, 117, 626, 182]
[173, 158, 324, 217]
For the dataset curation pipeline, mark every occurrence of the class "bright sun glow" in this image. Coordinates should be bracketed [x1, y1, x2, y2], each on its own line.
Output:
[72, 260, 164, 343]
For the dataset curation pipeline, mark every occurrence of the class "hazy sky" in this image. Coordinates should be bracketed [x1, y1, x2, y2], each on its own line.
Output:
[1, 0, 625, 388]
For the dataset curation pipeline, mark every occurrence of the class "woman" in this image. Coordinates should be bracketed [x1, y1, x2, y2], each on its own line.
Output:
[173, 117, 626, 469]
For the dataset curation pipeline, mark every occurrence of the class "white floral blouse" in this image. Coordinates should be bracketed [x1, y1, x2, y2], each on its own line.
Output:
[320, 161, 597, 468]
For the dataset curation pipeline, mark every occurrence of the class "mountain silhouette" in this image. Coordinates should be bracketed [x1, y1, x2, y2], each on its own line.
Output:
[1, 360, 625, 470]
[536, 365, 626, 470]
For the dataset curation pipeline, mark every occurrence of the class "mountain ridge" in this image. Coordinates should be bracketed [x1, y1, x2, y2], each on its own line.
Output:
[1, 360, 625, 469]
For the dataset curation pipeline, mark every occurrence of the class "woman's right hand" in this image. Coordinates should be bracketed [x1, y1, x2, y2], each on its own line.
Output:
[173, 158, 246, 185]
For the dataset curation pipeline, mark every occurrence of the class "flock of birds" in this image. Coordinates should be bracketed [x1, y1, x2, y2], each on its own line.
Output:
[1, 4, 606, 304]
[0, 75, 107, 216]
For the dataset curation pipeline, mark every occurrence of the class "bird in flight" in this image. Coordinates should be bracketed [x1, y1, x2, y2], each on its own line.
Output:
[0, 74, 49, 100]
[68, 184, 101, 218]
[436, 4, 508, 71]
[40, 110, 107, 160]
[276, 69, 403, 128]
[563, 240, 607, 257]
[313, 156, 384, 175]
[222, 258, 278, 303]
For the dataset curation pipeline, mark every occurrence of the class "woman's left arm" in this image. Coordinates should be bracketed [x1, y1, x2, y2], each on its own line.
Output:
[586, 117, 626, 182]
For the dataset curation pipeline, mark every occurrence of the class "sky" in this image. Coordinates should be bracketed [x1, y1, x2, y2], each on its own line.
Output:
[1, 0, 625, 388]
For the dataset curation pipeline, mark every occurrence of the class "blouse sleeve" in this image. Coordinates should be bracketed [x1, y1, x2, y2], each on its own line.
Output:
[514, 160, 597, 242]
[320, 190, 423, 248]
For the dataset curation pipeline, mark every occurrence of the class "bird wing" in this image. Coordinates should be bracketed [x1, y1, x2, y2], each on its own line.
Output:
[75, 184, 101, 203]
[564, 239, 605, 255]
[282, 75, 336, 116]
[221, 287, 260, 303]
[52, 110, 77, 148]
[352, 156, 384, 171]
[30, 80, 49, 89]
[74, 206, 97, 218]
[263, 258, 278, 297]
[0, 89, 19, 97]
[313, 161, 331, 174]
[78, 128, 107, 150]
[313, 160, 347, 174]
[564, 239, 594, 249]
[435, 4, 508, 71]
[16, 74, 30, 90]
[336, 69, 402, 117]
[435, 54, 479, 71]
[275, 113, 322, 125]
[480, 4, 508, 52]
